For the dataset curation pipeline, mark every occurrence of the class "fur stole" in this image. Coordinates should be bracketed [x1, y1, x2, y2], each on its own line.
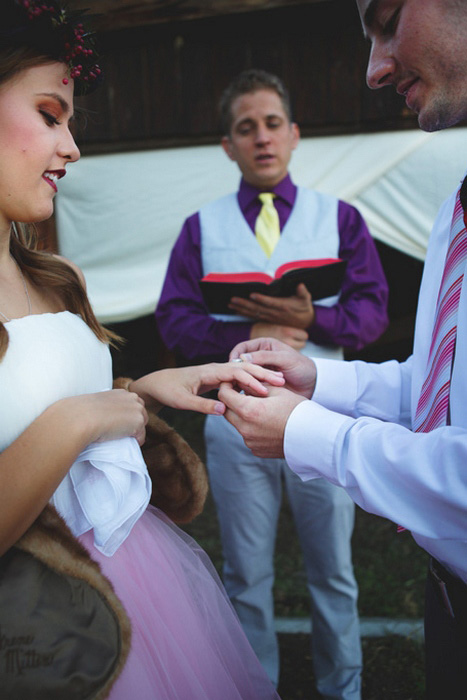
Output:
[2, 505, 131, 699]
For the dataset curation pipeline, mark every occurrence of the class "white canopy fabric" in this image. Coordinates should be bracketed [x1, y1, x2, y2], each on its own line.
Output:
[55, 128, 467, 323]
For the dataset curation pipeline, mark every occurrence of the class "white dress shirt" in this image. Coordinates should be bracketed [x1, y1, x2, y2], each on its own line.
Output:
[284, 183, 467, 583]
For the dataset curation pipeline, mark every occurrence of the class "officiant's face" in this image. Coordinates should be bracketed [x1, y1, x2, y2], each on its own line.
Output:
[221, 88, 300, 189]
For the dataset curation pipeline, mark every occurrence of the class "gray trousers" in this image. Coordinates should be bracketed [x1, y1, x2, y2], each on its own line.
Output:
[205, 416, 362, 700]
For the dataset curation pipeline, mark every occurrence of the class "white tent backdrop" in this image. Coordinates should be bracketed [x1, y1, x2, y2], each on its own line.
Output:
[55, 128, 467, 323]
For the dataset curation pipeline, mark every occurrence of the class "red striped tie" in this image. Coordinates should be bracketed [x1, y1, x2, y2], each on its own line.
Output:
[397, 179, 467, 534]
[414, 179, 467, 433]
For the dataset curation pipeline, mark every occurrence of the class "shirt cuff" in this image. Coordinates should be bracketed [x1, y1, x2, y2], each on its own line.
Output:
[313, 357, 357, 416]
[284, 399, 352, 483]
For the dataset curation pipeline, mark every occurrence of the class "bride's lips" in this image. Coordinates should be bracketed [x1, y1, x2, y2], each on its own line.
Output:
[42, 169, 66, 192]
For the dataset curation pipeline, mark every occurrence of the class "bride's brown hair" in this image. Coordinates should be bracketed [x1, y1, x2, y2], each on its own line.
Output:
[0, 221, 117, 361]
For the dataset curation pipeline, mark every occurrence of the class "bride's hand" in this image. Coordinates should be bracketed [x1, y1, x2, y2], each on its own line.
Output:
[129, 362, 285, 415]
[65, 389, 148, 445]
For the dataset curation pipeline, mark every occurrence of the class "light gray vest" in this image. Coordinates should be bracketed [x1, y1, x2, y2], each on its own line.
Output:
[199, 187, 344, 359]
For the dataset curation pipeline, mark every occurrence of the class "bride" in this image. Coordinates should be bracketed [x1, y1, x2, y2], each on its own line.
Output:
[0, 2, 284, 698]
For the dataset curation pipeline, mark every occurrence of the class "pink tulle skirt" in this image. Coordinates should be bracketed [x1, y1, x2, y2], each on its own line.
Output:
[78, 505, 279, 699]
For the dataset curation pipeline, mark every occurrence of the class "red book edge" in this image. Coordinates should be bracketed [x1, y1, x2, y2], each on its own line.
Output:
[201, 258, 343, 285]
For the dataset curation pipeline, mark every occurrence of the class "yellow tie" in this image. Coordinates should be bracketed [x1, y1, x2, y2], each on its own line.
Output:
[255, 193, 280, 257]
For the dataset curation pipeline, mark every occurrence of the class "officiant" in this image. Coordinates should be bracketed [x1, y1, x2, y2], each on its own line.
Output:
[155, 68, 388, 700]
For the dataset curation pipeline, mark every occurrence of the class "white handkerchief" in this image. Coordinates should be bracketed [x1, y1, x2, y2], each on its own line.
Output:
[51, 436, 151, 556]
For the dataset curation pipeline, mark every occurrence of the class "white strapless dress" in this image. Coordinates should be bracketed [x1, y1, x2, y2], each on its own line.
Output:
[0, 312, 278, 700]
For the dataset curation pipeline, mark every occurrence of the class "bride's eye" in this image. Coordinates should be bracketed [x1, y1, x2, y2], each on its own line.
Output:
[40, 109, 60, 126]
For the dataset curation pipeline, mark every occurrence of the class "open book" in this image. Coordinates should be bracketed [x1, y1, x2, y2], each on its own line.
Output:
[199, 258, 347, 315]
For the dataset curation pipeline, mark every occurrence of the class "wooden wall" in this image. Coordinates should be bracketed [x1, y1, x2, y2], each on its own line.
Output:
[73, 0, 417, 153]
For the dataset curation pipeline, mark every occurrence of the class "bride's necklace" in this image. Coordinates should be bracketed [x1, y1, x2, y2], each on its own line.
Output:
[0, 257, 32, 323]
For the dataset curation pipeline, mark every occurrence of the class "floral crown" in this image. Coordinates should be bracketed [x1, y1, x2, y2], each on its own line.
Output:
[0, 0, 102, 95]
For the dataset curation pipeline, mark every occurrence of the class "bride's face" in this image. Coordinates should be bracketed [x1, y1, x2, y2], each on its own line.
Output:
[0, 61, 80, 234]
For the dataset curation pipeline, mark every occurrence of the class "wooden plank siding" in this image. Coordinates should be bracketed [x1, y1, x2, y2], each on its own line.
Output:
[72, 0, 416, 154]
[68, 0, 333, 31]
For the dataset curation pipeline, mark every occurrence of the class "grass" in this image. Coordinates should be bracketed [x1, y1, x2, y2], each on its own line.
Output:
[278, 634, 425, 700]
[160, 407, 427, 698]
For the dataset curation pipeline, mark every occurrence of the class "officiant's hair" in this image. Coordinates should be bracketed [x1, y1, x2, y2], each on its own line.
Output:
[219, 69, 293, 136]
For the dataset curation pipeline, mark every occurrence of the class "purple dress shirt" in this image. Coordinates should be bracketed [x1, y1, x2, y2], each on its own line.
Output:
[155, 174, 389, 362]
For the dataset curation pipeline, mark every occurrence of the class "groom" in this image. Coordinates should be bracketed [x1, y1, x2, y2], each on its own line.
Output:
[219, 2, 467, 698]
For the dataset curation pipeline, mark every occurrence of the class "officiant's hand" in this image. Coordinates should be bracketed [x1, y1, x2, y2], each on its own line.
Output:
[249, 322, 308, 350]
[229, 283, 315, 330]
